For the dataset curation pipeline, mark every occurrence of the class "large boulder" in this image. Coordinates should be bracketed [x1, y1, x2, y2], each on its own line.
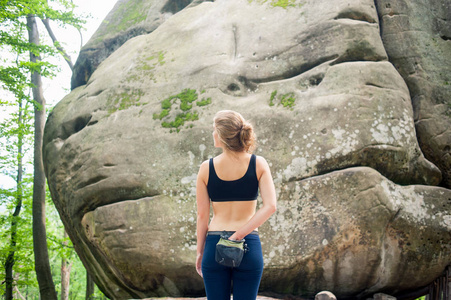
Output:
[44, 0, 451, 298]
[71, 0, 202, 89]
[260, 167, 451, 298]
[375, 0, 451, 188]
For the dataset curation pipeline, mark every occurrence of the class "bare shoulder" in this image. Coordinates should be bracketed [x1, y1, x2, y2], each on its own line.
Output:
[255, 155, 271, 178]
[199, 159, 209, 173]
[197, 160, 209, 185]
[255, 155, 270, 167]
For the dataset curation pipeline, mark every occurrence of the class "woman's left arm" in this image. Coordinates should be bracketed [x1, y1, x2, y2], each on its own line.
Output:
[196, 161, 210, 277]
[229, 156, 277, 241]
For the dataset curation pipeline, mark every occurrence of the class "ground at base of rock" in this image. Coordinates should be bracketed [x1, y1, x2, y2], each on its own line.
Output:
[143, 296, 282, 300]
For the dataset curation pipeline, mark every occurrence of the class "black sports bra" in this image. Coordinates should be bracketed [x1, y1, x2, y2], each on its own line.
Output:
[207, 154, 259, 202]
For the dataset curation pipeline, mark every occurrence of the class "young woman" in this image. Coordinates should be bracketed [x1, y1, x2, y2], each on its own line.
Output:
[196, 110, 277, 300]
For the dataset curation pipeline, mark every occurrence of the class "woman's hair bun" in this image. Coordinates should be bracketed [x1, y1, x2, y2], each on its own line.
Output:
[214, 110, 257, 153]
[239, 121, 256, 152]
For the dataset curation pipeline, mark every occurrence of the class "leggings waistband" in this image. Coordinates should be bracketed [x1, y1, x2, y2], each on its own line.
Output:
[207, 230, 259, 236]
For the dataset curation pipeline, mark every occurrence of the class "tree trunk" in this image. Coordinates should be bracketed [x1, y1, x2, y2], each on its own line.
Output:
[41, 18, 74, 70]
[4, 98, 24, 300]
[13, 285, 26, 300]
[61, 230, 71, 300]
[86, 271, 94, 300]
[27, 13, 58, 300]
[448, 266, 451, 300]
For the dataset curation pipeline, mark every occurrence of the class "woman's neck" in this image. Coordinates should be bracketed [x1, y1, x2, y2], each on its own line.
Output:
[221, 148, 248, 160]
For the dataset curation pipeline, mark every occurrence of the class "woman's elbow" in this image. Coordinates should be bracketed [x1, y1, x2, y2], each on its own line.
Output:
[267, 201, 277, 215]
[197, 213, 208, 222]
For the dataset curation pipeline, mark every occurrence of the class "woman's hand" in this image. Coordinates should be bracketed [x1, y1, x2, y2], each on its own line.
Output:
[196, 253, 203, 277]
[228, 234, 243, 242]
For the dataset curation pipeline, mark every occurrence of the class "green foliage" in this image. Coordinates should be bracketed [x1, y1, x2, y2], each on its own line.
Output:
[0, 0, 85, 29]
[157, 51, 165, 66]
[249, 0, 300, 8]
[45, 194, 106, 299]
[0, 65, 31, 102]
[107, 89, 145, 114]
[128, 50, 166, 83]
[154, 108, 169, 120]
[153, 88, 211, 132]
[109, 0, 147, 32]
[177, 88, 198, 104]
[0, 76, 35, 299]
[0, 1, 107, 298]
[0, 120, 106, 297]
[269, 90, 277, 106]
[0, 176, 38, 295]
[269, 0, 297, 8]
[268, 90, 296, 109]
[196, 97, 211, 106]
[0, 0, 86, 108]
[162, 112, 199, 131]
[0, 178, 106, 298]
[161, 98, 172, 109]
[280, 92, 295, 108]
[0, 104, 33, 173]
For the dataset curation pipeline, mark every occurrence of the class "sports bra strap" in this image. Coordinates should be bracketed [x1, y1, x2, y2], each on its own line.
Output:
[207, 154, 259, 202]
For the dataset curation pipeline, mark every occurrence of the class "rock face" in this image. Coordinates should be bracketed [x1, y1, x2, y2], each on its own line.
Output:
[44, 0, 451, 299]
[71, 0, 202, 89]
[375, 0, 451, 188]
[260, 167, 450, 297]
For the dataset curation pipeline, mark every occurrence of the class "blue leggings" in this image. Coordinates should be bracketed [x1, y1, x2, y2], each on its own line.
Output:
[201, 233, 264, 300]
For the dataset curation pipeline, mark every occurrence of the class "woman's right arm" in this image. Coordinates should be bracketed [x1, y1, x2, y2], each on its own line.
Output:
[196, 160, 210, 277]
[228, 155, 277, 241]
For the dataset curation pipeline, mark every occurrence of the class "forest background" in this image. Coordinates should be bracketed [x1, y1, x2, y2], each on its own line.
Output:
[0, 0, 116, 299]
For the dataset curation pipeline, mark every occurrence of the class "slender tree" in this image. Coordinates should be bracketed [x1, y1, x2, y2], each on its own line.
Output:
[41, 18, 74, 71]
[60, 229, 72, 300]
[0, 1, 84, 297]
[86, 271, 95, 300]
[4, 96, 25, 300]
[0, 38, 35, 300]
[27, 12, 58, 300]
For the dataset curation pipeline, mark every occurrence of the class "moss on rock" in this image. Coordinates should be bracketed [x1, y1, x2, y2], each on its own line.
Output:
[107, 89, 145, 114]
[109, 0, 147, 32]
[196, 97, 212, 106]
[250, 0, 300, 9]
[125, 50, 167, 84]
[269, 90, 296, 109]
[153, 89, 212, 132]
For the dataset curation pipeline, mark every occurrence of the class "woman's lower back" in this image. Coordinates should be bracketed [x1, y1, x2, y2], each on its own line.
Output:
[208, 200, 257, 231]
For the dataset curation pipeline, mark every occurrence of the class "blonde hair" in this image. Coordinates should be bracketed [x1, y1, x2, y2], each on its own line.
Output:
[214, 110, 256, 153]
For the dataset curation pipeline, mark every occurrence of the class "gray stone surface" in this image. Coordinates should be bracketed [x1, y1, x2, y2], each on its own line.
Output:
[373, 293, 397, 300]
[71, 0, 202, 89]
[43, 0, 451, 298]
[259, 167, 451, 298]
[375, 0, 451, 188]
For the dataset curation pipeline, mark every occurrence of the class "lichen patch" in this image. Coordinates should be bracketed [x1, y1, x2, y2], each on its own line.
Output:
[380, 180, 429, 222]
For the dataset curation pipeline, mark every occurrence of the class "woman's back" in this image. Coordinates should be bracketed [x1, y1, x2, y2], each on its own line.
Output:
[211, 153, 253, 181]
[196, 110, 276, 300]
[207, 152, 260, 231]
